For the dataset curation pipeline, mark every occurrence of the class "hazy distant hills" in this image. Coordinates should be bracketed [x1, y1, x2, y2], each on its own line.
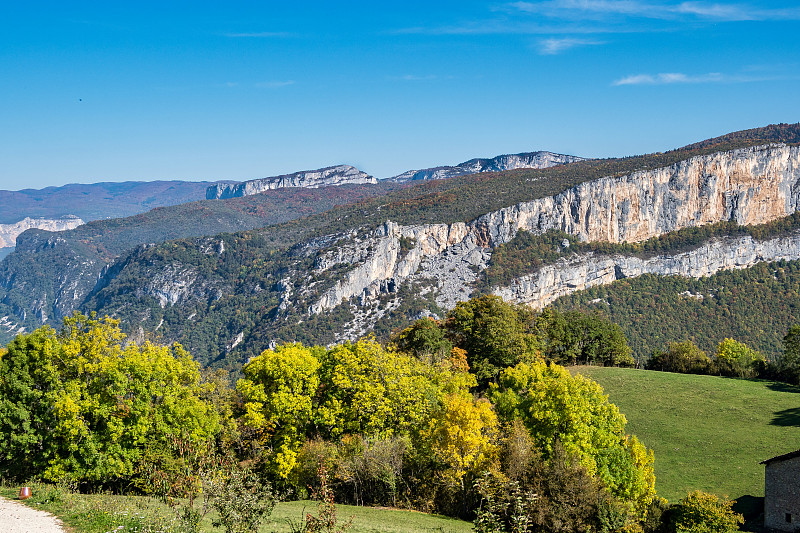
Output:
[0, 180, 225, 225]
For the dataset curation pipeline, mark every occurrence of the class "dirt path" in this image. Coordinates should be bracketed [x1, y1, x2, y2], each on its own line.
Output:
[0, 496, 66, 532]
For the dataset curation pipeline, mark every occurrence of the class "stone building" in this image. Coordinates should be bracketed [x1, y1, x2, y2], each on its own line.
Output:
[762, 449, 800, 532]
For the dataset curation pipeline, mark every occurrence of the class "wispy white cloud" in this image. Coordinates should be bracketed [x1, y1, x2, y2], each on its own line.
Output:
[224, 31, 293, 38]
[538, 37, 605, 54]
[391, 20, 621, 35]
[254, 80, 296, 88]
[506, 1, 800, 21]
[507, 1, 659, 17]
[674, 2, 800, 20]
[389, 74, 441, 81]
[613, 71, 746, 85]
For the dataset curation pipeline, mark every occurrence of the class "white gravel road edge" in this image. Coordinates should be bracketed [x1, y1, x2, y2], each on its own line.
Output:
[0, 495, 66, 532]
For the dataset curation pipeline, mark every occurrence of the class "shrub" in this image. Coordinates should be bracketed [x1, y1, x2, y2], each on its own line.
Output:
[667, 490, 743, 533]
[211, 465, 277, 533]
[647, 341, 711, 375]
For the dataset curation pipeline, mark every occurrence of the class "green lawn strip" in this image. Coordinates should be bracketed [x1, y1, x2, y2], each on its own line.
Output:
[267, 500, 473, 533]
[571, 366, 800, 504]
[0, 485, 472, 533]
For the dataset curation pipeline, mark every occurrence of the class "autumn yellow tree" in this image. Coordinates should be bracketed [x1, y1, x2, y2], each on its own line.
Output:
[238, 343, 322, 479]
[421, 392, 499, 493]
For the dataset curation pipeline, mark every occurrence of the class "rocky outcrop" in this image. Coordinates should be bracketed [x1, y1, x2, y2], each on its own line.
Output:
[206, 165, 376, 199]
[493, 231, 800, 309]
[390, 151, 585, 182]
[306, 144, 800, 327]
[471, 144, 800, 246]
[308, 221, 470, 314]
[0, 216, 84, 248]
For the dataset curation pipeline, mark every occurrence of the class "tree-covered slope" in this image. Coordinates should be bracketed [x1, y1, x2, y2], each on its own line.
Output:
[551, 259, 800, 362]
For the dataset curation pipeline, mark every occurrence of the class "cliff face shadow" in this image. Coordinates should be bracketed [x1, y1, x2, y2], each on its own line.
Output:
[771, 406, 800, 427]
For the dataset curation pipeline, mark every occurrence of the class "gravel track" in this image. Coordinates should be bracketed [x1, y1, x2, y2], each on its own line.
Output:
[0, 496, 66, 532]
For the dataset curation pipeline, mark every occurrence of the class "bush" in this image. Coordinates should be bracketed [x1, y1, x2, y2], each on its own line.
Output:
[667, 490, 743, 533]
[713, 339, 764, 378]
[647, 341, 711, 375]
[474, 443, 620, 533]
[211, 465, 277, 533]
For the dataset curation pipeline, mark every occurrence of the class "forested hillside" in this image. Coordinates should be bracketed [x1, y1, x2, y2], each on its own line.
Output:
[551, 259, 800, 361]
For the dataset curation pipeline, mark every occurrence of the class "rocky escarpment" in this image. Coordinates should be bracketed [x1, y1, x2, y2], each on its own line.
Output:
[390, 151, 586, 182]
[302, 144, 800, 334]
[493, 231, 800, 309]
[206, 165, 376, 199]
[470, 143, 800, 245]
[0, 215, 84, 249]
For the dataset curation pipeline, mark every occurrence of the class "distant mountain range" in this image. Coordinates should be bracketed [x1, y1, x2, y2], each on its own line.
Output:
[2, 123, 800, 368]
[205, 151, 587, 199]
[0, 180, 221, 225]
[0, 150, 582, 255]
[1, 150, 582, 223]
[388, 151, 586, 182]
[206, 165, 377, 199]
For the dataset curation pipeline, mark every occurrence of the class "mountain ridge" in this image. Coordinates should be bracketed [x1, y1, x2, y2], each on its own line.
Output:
[1, 122, 799, 365]
[388, 150, 586, 182]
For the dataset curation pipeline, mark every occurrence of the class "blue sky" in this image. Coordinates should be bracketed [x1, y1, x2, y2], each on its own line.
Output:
[2, 1, 799, 189]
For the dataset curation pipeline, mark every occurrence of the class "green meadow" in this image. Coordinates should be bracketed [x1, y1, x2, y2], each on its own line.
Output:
[573, 366, 800, 503]
[0, 485, 472, 533]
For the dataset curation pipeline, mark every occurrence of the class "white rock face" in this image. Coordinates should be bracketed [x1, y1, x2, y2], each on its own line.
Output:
[493, 231, 800, 309]
[472, 144, 800, 246]
[0, 215, 84, 248]
[206, 165, 376, 199]
[304, 144, 800, 334]
[390, 151, 585, 182]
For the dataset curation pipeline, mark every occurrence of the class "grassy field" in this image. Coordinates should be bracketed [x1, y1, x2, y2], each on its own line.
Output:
[572, 366, 800, 503]
[0, 483, 472, 533]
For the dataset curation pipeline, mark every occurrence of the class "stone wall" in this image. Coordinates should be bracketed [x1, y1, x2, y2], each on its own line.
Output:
[765, 455, 800, 531]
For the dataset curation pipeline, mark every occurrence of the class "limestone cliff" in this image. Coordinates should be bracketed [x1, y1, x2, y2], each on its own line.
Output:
[0, 215, 84, 249]
[301, 144, 800, 334]
[493, 231, 800, 309]
[206, 165, 376, 199]
[390, 151, 586, 182]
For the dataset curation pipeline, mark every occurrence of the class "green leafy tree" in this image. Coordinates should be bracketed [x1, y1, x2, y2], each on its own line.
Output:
[238, 342, 323, 479]
[537, 309, 634, 367]
[489, 362, 655, 518]
[781, 324, 800, 384]
[713, 338, 764, 378]
[391, 317, 453, 362]
[446, 295, 541, 385]
[315, 338, 440, 438]
[0, 313, 219, 485]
